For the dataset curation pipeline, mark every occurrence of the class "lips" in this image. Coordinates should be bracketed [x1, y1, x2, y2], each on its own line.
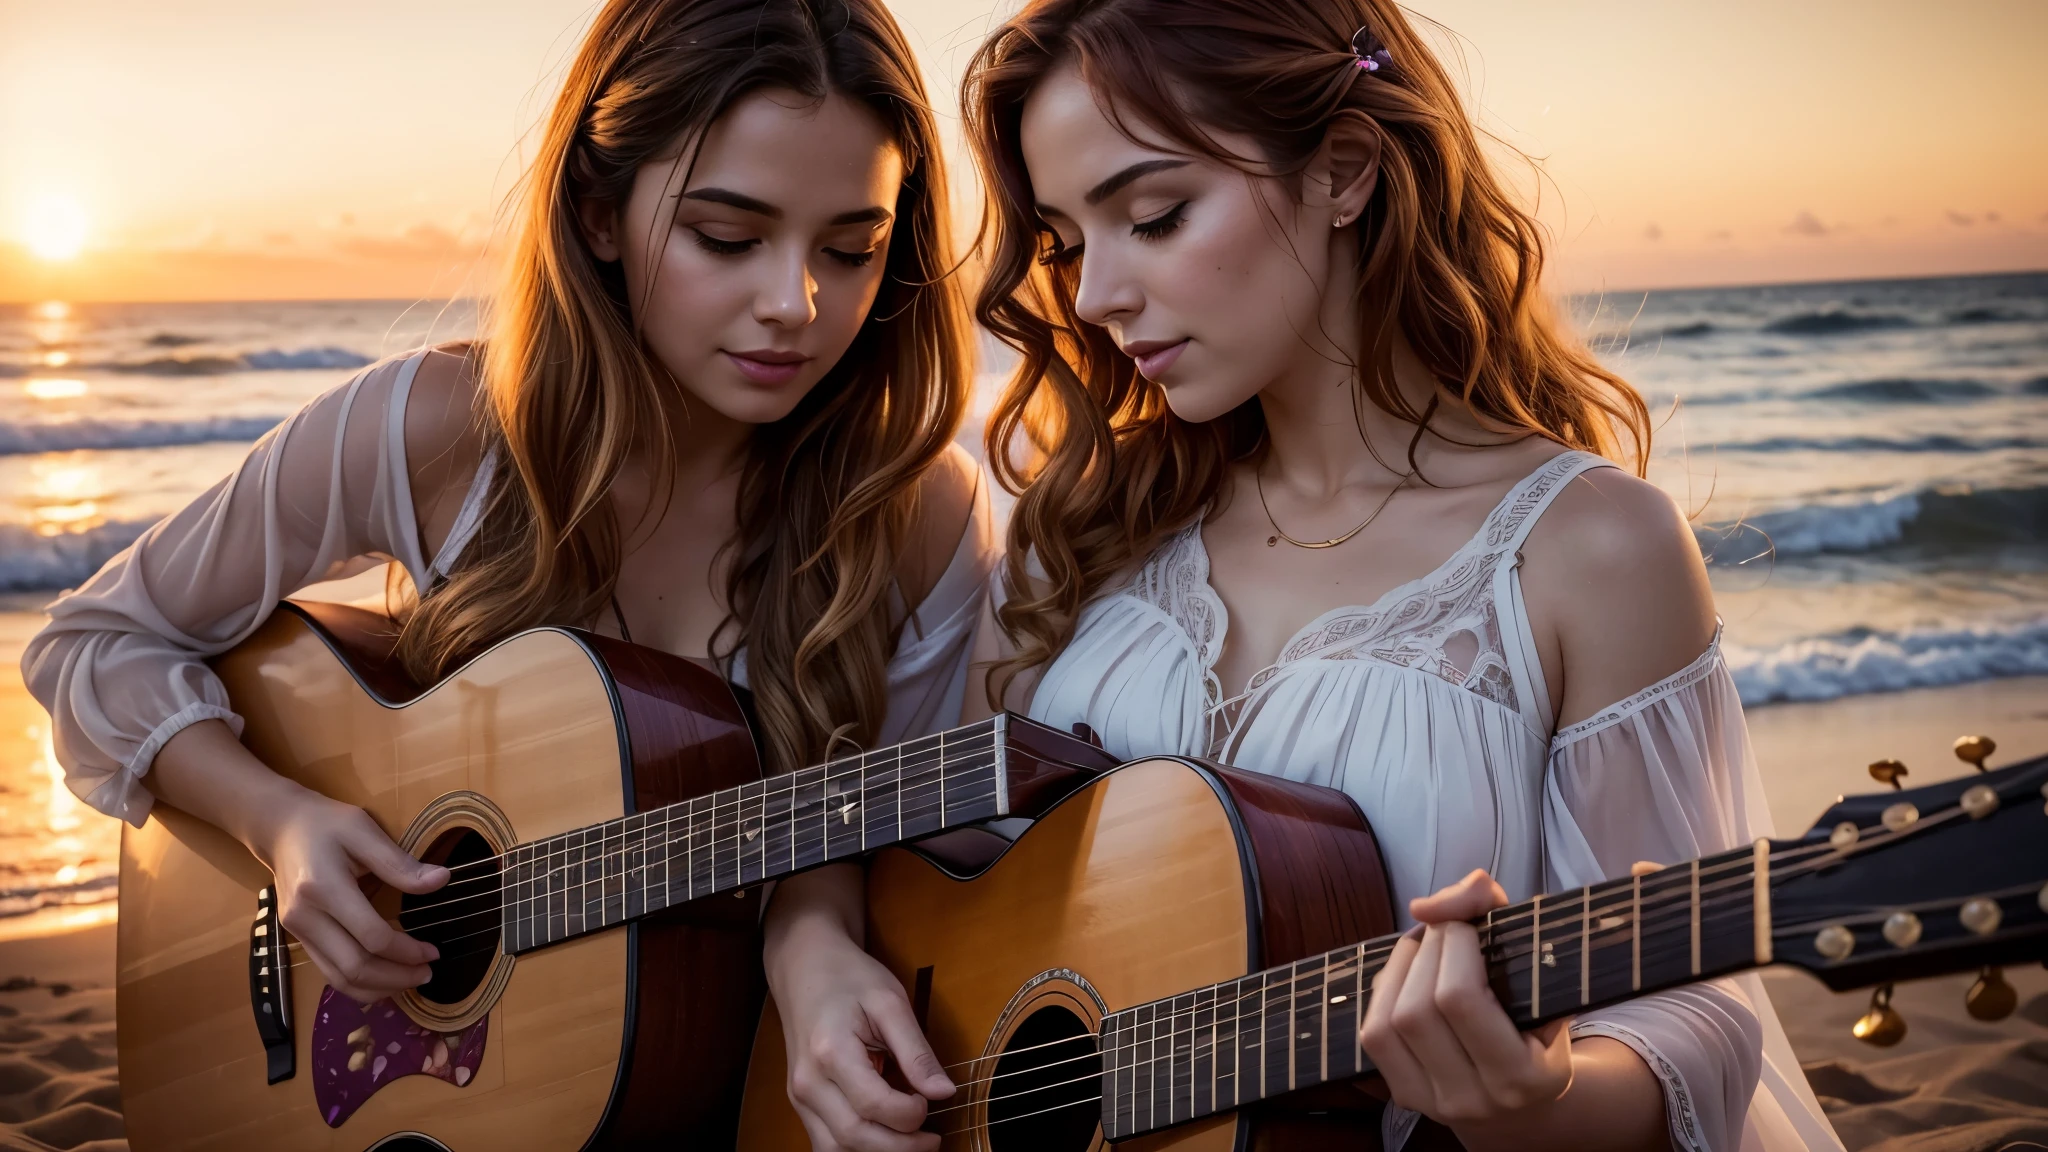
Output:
[1122, 338, 1188, 381]
[724, 349, 811, 386]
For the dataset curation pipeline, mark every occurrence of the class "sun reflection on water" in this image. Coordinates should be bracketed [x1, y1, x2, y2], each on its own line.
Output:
[28, 460, 105, 534]
[23, 377, 87, 401]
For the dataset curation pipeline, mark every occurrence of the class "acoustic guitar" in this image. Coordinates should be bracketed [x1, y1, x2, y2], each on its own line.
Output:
[116, 600, 1114, 1152]
[736, 744, 2048, 1150]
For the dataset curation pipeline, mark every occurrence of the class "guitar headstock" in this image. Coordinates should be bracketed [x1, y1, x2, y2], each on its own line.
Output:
[1765, 736, 2048, 1016]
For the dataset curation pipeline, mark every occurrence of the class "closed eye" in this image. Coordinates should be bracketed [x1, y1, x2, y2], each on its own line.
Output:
[824, 247, 877, 268]
[1132, 202, 1187, 242]
[692, 230, 757, 257]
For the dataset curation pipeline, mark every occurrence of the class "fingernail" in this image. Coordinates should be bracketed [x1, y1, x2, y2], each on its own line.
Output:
[1402, 923, 1426, 941]
[425, 944, 441, 961]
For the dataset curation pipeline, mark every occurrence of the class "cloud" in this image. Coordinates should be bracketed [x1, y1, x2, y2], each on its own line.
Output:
[1986, 210, 2001, 224]
[1947, 210, 1977, 226]
[335, 223, 477, 262]
[1642, 223, 1664, 241]
[1785, 211, 1831, 237]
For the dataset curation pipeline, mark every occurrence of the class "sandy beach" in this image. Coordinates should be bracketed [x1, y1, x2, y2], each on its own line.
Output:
[0, 636, 2043, 1148]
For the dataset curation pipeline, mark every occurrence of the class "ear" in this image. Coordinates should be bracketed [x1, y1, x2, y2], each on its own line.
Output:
[1309, 112, 1381, 228]
[576, 195, 623, 263]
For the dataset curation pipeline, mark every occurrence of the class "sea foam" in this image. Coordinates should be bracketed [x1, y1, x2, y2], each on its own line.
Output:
[0, 415, 286, 456]
[0, 520, 154, 592]
[1728, 618, 2048, 705]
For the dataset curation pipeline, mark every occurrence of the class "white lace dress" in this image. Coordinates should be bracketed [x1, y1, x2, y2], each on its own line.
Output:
[24, 350, 997, 826]
[1026, 452, 1839, 1152]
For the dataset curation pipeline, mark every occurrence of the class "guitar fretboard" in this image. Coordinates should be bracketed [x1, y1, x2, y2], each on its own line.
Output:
[1097, 842, 1768, 1139]
[495, 716, 1010, 953]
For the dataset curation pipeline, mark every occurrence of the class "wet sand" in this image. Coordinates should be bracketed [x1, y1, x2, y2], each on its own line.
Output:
[0, 663, 2043, 1149]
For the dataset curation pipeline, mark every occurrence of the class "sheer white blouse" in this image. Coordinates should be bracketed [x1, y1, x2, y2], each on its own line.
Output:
[1025, 452, 1840, 1152]
[23, 351, 997, 826]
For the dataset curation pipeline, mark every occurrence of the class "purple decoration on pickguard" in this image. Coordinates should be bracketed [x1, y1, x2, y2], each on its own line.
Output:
[310, 988, 487, 1127]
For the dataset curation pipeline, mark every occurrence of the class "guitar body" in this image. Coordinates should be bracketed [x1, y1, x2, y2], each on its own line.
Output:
[118, 601, 766, 1151]
[737, 757, 1399, 1151]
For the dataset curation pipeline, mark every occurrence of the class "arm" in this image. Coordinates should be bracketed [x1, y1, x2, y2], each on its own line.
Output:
[761, 444, 984, 1151]
[1359, 468, 1720, 1152]
[22, 346, 485, 1002]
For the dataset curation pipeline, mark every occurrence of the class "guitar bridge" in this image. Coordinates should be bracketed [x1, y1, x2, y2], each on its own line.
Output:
[249, 885, 295, 1084]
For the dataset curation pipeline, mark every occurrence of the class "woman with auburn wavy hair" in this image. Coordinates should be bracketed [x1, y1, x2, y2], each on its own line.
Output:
[947, 1, 1830, 1150]
[23, 0, 991, 1053]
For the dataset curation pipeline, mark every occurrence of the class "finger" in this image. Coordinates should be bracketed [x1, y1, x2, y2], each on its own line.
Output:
[1391, 924, 1483, 1112]
[315, 880, 440, 966]
[819, 1033, 930, 1133]
[346, 817, 450, 895]
[288, 908, 431, 997]
[1360, 926, 1431, 1110]
[866, 992, 954, 1099]
[1431, 921, 1543, 1104]
[804, 1077, 938, 1152]
[296, 934, 403, 1005]
[1407, 868, 1509, 925]
[1629, 860, 1663, 878]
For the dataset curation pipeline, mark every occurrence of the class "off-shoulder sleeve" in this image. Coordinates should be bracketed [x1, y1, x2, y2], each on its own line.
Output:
[875, 466, 998, 745]
[20, 354, 438, 826]
[1545, 633, 1841, 1152]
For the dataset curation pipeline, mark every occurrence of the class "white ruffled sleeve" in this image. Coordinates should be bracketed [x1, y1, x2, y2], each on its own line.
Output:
[1545, 633, 1841, 1152]
[20, 355, 439, 826]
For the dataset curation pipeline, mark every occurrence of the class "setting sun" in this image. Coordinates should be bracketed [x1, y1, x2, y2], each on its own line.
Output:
[23, 195, 89, 262]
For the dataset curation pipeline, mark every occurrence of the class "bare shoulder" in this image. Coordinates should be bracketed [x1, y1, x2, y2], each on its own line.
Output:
[1521, 465, 1717, 722]
[402, 342, 490, 551]
[898, 442, 984, 609]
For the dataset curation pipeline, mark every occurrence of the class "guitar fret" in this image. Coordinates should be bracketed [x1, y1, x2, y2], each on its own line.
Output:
[1530, 893, 1542, 1020]
[1631, 872, 1642, 991]
[1579, 885, 1591, 1007]
[1690, 859, 1702, 976]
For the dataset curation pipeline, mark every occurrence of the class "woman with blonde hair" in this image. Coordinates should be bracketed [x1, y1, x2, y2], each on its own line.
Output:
[770, 1, 1845, 1149]
[23, 0, 991, 1082]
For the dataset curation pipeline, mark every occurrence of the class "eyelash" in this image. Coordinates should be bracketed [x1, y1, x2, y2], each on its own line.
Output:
[1037, 201, 1189, 266]
[690, 230, 877, 269]
[1132, 202, 1187, 242]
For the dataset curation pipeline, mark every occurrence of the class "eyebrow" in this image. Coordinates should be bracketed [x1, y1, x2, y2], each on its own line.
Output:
[1084, 159, 1189, 206]
[682, 187, 893, 227]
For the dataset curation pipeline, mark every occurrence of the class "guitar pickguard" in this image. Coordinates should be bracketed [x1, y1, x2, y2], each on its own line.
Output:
[310, 989, 487, 1128]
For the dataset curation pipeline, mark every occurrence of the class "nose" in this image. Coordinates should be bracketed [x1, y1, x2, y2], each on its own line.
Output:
[1070, 242, 1143, 330]
[756, 245, 819, 329]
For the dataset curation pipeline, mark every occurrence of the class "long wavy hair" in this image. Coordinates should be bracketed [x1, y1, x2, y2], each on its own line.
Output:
[963, 0, 1651, 697]
[396, 0, 970, 774]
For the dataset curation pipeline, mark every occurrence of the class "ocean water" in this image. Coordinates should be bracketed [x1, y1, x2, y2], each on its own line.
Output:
[0, 271, 2044, 921]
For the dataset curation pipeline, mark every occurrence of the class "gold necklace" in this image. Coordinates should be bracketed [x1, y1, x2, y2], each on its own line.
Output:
[1256, 465, 1411, 549]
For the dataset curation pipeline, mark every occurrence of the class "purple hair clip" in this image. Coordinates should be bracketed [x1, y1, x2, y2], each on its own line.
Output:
[1350, 27, 1392, 73]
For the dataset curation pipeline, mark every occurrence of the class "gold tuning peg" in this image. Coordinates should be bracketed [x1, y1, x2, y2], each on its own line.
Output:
[1867, 759, 1909, 791]
[1965, 966, 2017, 1021]
[1852, 983, 1907, 1047]
[1953, 735, 1997, 773]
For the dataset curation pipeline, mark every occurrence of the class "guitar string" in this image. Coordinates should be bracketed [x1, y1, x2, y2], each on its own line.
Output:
[382, 766, 979, 936]
[392, 751, 990, 920]
[413, 727, 1000, 883]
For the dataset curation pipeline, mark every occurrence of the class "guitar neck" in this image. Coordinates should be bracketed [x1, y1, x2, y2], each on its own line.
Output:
[1099, 841, 1772, 1139]
[498, 715, 1033, 954]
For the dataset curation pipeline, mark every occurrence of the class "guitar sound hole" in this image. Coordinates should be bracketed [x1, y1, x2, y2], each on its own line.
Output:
[985, 1005, 1100, 1151]
[400, 828, 499, 1005]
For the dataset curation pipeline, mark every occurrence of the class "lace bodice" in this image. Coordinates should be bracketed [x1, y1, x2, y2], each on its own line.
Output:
[1118, 450, 1602, 753]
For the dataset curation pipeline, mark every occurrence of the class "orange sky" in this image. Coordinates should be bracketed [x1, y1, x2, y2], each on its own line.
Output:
[3, 0, 2043, 302]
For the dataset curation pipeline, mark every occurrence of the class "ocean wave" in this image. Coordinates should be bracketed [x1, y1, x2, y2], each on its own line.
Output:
[1728, 618, 2048, 706]
[1761, 310, 1916, 336]
[0, 414, 286, 455]
[0, 872, 118, 919]
[1946, 306, 2029, 325]
[1714, 433, 2048, 454]
[2024, 375, 2048, 395]
[144, 332, 205, 348]
[1805, 377, 1998, 402]
[1697, 484, 2048, 558]
[0, 520, 155, 591]
[105, 346, 373, 375]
